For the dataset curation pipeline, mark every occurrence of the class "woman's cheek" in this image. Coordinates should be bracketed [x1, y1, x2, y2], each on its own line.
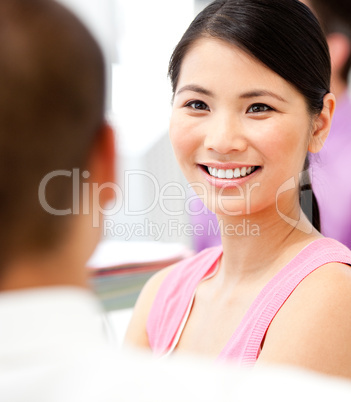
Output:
[170, 119, 195, 156]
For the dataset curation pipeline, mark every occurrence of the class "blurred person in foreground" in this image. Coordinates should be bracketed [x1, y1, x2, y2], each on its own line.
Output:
[0, 0, 237, 400]
[1, 0, 351, 401]
[302, 0, 351, 248]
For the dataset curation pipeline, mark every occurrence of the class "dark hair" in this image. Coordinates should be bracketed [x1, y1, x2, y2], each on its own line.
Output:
[308, 0, 351, 83]
[168, 0, 331, 230]
[169, 0, 330, 114]
[0, 0, 105, 265]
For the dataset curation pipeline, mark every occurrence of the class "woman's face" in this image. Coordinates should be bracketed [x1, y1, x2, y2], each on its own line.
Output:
[169, 37, 314, 217]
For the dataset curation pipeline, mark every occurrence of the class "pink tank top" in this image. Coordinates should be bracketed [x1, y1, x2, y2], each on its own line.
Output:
[146, 238, 351, 366]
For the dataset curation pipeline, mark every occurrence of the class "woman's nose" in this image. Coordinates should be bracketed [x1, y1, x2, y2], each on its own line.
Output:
[203, 113, 248, 154]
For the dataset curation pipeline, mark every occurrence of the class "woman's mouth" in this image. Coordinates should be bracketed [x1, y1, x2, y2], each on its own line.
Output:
[202, 165, 258, 179]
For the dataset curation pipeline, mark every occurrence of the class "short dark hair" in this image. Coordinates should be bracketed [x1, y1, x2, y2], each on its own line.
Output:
[308, 0, 351, 83]
[0, 0, 105, 264]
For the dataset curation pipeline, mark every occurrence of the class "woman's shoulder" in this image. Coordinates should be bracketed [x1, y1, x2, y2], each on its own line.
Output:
[298, 260, 351, 307]
[295, 259, 351, 304]
[140, 263, 178, 299]
[267, 259, 351, 342]
[301, 236, 351, 259]
[259, 259, 351, 377]
[288, 236, 351, 275]
[144, 245, 223, 291]
[274, 237, 351, 333]
[124, 263, 177, 348]
[137, 245, 223, 309]
[124, 246, 222, 348]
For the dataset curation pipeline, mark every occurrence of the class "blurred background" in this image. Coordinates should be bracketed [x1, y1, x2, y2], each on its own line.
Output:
[55, 0, 213, 316]
[58, 0, 213, 249]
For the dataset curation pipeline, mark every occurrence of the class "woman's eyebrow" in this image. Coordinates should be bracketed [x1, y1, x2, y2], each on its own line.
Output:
[175, 86, 288, 103]
[239, 90, 287, 103]
[175, 84, 214, 97]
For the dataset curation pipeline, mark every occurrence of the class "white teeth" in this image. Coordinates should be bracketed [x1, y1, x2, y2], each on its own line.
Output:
[207, 165, 256, 179]
[217, 169, 225, 179]
[225, 169, 234, 179]
[234, 168, 241, 178]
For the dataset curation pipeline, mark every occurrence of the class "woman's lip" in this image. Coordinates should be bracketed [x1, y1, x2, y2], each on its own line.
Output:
[199, 162, 256, 170]
[198, 164, 260, 188]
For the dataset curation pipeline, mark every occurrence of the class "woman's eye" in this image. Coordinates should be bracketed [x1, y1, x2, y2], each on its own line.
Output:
[185, 100, 210, 111]
[247, 103, 273, 113]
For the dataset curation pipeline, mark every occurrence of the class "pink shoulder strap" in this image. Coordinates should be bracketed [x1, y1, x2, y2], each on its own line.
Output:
[147, 246, 223, 355]
[219, 237, 351, 366]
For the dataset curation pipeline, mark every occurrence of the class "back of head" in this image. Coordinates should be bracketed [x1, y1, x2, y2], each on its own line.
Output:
[307, 0, 351, 83]
[0, 0, 105, 266]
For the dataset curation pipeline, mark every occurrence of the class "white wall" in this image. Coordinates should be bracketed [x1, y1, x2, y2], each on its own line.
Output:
[57, 0, 195, 154]
[111, 0, 194, 156]
[55, 0, 202, 247]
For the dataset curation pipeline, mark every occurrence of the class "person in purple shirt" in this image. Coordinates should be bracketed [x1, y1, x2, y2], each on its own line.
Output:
[189, 196, 221, 251]
[303, 0, 351, 248]
[190, 0, 351, 252]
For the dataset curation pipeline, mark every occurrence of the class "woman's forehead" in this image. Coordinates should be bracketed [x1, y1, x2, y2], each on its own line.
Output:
[177, 38, 296, 97]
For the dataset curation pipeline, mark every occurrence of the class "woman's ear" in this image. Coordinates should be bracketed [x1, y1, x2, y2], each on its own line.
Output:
[308, 93, 336, 154]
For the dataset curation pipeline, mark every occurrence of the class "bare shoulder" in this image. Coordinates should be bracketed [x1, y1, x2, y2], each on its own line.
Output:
[294, 261, 351, 306]
[259, 262, 351, 378]
[124, 263, 177, 349]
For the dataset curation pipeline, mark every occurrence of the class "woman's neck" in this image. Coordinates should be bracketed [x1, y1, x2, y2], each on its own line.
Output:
[216, 204, 321, 284]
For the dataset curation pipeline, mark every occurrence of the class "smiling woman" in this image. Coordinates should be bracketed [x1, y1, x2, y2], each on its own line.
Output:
[125, 0, 351, 380]
[169, 37, 321, 217]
